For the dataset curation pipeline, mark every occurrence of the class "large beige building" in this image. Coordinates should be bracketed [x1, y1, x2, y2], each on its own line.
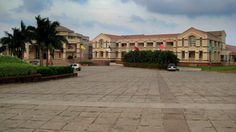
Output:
[23, 26, 91, 65]
[92, 27, 227, 65]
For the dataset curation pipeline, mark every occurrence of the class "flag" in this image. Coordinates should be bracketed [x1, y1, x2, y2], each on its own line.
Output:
[159, 43, 166, 49]
[80, 44, 86, 50]
[133, 46, 139, 51]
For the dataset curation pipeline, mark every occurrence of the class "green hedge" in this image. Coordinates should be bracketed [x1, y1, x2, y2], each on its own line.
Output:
[0, 55, 26, 64]
[0, 63, 37, 77]
[122, 51, 179, 69]
[36, 66, 73, 76]
[0, 56, 73, 77]
[123, 63, 161, 69]
[79, 60, 92, 65]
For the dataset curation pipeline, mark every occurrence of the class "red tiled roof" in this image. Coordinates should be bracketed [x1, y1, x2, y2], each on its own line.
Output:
[226, 45, 236, 52]
[104, 33, 179, 41]
[102, 27, 224, 41]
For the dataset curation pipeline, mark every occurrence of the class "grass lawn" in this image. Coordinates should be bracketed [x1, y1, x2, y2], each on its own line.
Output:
[180, 65, 236, 72]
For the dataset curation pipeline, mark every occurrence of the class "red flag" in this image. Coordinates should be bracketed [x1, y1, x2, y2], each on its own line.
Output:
[159, 43, 166, 49]
[133, 46, 139, 51]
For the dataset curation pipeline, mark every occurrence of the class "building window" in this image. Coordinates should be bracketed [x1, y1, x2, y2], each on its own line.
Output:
[188, 35, 196, 46]
[95, 51, 97, 58]
[100, 51, 104, 58]
[147, 42, 153, 47]
[200, 37, 202, 46]
[99, 39, 104, 48]
[115, 51, 119, 58]
[106, 51, 108, 58]
[130, 43, 135, 47]
[182, 38, 184, 46]
[138, 43, 144, 47]
[59, 52, 61, 58]
[189, 51, 195, 60]
[166, 42, 173, 47]
[121, 43, 126, 47]
[199, 51, 203, 60]
[182, 51, 185, 59]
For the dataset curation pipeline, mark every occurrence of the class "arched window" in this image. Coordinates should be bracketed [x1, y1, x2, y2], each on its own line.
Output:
[188, 35, 196, 46]
[99, 39, 104, 48]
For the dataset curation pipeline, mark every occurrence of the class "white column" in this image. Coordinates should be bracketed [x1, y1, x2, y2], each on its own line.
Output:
[135, 42, 138, 47]
[63, 43, 66, 59]
[97, 51, 100, 58]
[24, 44, 30, 60]
[195, 51, 199, 61]
[185, 51, 189, 60]
[144, 42, 147, 47]
[127, 42, 130, 48]
[92, 52, 96, 58]
[153, 42, 157, 47]
[118, 43, 121, 48]
[103, 50, 106, 58]
[118, 50, 122, 58]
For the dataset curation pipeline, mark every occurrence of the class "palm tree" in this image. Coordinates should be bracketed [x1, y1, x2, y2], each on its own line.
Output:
[29, 15, 68, 66]
[28, 15, 49, 66]
[0, 21, 31, 58]
[44, 20, 68, 66]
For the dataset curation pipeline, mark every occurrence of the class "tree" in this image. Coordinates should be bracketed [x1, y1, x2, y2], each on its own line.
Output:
[28, 15, 48, 66]
[44, 20, 68, 66]
[0, 21, 31, 59]
[29, 15, 68, 66]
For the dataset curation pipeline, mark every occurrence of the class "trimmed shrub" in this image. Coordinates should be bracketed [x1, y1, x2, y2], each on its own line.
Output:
[0, 55, 26, 64]
[0, 55, 37, 77]
[122, 50, 179, 69]
[0, 63, 37, 77]
[79, 60, 92, 65]
[36, 66, 73, 77]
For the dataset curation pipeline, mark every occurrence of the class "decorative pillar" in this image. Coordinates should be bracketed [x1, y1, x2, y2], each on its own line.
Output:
[153, 42, 157, 47]
[24, 44, 30, 60]
[195, 51, 199, 61]
[127, 42, 130, 48]
[63, 43, 66, 59]
[97, 51, 100, 58]
[92, 52, 96, 58]
[144, 42, 147, 47]
[118, 50, 122, 59]
[118, 43, 121, 48]
[185, 51, 189, 60]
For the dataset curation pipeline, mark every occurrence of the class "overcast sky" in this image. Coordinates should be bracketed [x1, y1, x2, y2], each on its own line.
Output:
[0, 0, 236, 45]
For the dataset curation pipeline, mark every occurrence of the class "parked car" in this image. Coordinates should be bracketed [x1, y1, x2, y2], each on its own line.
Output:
[167, 63, 177, 71]
[71, 63, 81, 71]
[29, 60, 40, 65]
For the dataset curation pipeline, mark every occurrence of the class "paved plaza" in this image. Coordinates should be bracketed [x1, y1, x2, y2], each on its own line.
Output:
[0, 66, 236, 132]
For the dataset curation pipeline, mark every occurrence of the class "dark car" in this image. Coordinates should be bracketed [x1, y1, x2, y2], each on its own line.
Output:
[167, 63, 177, 71]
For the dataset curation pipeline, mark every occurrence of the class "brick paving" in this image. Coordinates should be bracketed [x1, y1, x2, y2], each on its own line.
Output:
[0, 66, 236, 132]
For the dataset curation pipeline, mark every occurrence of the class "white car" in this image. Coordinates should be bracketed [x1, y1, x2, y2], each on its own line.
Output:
[71, 63, 81, 71]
